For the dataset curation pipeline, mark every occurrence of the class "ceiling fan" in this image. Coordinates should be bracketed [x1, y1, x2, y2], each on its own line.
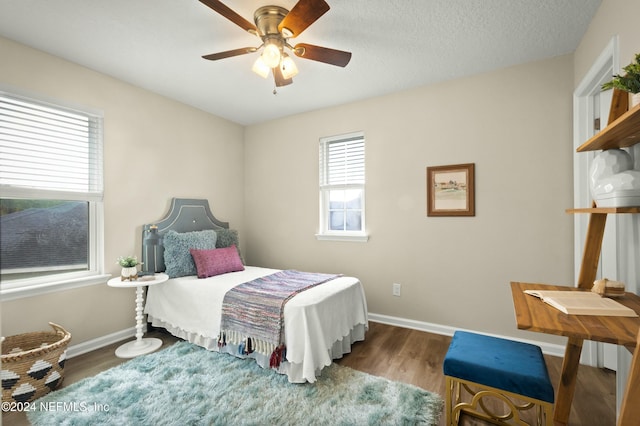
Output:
[199, 0, 352, 88]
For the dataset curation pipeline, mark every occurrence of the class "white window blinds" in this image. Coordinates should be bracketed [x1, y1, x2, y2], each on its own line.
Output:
[320, 134, 365, 186]
[318, 132, 366, 240]
[0, 93, 103, 201]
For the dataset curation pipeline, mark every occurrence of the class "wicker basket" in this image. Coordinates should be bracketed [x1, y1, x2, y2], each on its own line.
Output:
[1, 322, 71, 403]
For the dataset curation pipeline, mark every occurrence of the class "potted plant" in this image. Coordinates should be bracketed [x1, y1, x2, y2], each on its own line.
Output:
[116, 255, 142, 281]
[602, 53, 640, 108]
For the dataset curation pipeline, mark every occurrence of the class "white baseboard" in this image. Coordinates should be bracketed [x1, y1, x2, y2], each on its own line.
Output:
[68, 315, 592, 365]
[367, 312, 582, 362]
[66, 327, 136, 358]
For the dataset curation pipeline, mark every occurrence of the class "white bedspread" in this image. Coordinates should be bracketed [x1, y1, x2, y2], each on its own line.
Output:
[144, 266, 368, 383]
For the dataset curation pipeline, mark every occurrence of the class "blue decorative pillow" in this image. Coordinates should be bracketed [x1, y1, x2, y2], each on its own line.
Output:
[163, 230, 217, 278]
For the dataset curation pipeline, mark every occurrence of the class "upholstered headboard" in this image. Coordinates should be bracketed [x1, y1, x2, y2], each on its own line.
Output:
[142, 198, 229, 273]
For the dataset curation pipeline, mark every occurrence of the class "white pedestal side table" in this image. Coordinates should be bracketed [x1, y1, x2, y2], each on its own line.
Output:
[107, 273, 169, 358]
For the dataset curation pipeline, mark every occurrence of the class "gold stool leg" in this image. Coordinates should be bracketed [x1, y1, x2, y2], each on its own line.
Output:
[445, 377, 554, 426]
[445, 376, 454, 425]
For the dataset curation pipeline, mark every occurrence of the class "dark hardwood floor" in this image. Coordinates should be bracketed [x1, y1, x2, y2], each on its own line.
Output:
[3, 322, 616, 425]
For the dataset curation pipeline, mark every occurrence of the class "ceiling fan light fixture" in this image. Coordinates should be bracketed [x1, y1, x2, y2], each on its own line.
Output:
[200, 0, 352, 89]
[280, 54, 299, 79]
[261, 42, 281, 68]
[252, 56, 270, 78]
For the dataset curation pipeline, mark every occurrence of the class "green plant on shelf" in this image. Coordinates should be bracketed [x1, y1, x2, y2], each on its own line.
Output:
[116, 255, 141, 267]
[602, 53, 640, 94]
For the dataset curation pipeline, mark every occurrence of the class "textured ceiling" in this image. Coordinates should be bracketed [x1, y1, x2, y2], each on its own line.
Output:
[0, 0, 601, 125]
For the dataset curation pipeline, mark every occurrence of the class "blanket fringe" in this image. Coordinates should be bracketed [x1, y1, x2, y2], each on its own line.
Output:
[219, 330, 286, 368]
[238, 337, 255, 355]
[269, 344, 286, 369]
[219, 330, 277, 356]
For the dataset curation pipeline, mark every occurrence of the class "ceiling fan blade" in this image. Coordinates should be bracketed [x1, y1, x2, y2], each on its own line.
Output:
[293, 43, 352, 67]
[273, 66, 293, 87]
[278, 0, 330, 38]
[199, 0, 258, 34]
[202, 47, 257, 61]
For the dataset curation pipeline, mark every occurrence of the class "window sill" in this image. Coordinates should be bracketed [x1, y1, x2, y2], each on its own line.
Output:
[315, 233, 369, 242]
[1, 273, 112, 302]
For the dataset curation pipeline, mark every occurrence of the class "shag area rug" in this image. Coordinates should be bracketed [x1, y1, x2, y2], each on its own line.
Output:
[27, 341, 443, 425]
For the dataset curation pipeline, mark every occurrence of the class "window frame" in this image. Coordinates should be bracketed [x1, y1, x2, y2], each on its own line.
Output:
[316, 131, 368, 242]
[0, 90, 108, 301]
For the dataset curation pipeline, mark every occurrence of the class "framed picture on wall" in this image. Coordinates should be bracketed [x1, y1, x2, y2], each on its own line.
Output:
[426, 163, 475, 216]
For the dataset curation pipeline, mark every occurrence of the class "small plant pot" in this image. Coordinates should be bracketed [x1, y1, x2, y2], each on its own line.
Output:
[630, 92, 640, 109]
[121, 266, 138, 281]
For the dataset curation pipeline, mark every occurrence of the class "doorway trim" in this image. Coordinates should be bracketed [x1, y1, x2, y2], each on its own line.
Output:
[572, 36, 619, 368]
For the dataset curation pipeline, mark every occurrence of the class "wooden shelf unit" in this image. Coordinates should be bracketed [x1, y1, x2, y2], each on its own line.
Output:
[576, 94, 640, 152]
[571, 87, 640, 289]
[566, 87, 640, 426]
[568, 207, 640, 290]
[567, 206, 640, 214]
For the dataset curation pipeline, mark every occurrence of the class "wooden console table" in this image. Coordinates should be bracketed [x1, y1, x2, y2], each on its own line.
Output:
[511, 282, 640, 426]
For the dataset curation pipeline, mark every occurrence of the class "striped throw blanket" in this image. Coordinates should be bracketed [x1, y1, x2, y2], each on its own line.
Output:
[218, 270, 341, 368]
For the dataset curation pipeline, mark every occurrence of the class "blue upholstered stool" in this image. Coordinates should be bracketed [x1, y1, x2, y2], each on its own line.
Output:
[443, 331, 554, 426]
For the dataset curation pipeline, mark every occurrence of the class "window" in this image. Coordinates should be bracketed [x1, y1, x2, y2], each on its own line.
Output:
[0, 91, 105, 299]
[317, 132, 367, 242]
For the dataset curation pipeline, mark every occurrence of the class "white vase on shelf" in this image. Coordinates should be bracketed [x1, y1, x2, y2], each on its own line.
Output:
[589, 149, 640, 207]
[630, 92, 640, 109]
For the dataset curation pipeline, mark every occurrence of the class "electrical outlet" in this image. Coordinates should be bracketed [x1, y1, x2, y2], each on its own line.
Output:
[392, 283, 401, 297]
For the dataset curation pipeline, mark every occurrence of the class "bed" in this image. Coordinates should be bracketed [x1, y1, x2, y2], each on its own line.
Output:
[143, 198, 368, 383]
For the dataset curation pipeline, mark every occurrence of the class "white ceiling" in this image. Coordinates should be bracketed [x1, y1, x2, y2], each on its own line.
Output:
[0, 0, 601, 126]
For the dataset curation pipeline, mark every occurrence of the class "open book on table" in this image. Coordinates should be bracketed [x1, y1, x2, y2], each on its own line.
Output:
[524, 290, 638, 317]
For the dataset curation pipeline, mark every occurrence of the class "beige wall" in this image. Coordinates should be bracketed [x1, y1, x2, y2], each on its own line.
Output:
[574, 0, 640, 86]
[0, 37, 245, 344]
[244, 54, 575, 341]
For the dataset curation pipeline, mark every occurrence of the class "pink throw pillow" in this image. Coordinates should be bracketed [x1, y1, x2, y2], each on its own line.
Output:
[190, 245, 245, 278]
